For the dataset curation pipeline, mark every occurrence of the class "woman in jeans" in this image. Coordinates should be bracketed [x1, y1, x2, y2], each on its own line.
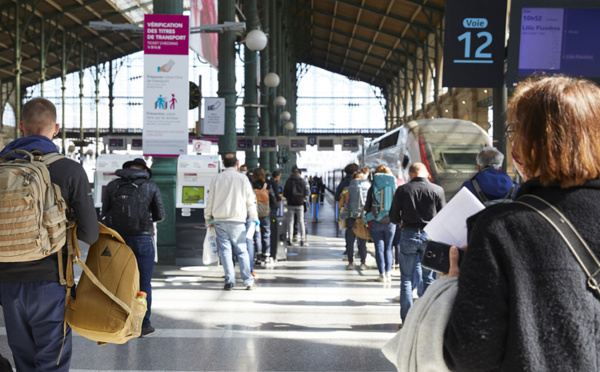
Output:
[364, 165, 397, 282]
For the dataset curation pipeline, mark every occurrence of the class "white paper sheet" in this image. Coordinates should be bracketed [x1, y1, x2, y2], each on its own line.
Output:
[423, 187, 485, 246]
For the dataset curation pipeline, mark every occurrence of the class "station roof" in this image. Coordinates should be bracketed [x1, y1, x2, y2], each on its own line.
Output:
[0, 0, 146, 87]
[1, 0, 446, 90]
[291, 0, 445, 89]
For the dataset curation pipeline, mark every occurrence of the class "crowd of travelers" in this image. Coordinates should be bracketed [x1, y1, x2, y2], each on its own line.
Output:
[4, 75, 600, 371]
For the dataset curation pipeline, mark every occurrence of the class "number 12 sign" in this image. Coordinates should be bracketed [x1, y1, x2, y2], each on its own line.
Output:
[442, 0, 508, 88]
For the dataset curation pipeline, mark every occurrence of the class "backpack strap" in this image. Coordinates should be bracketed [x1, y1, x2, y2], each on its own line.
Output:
[470, 178, 489, 203]
[504, 183, 517, 200]
[515, 194, 600, 297]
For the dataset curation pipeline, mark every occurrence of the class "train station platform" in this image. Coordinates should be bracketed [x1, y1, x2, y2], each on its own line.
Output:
[0, 192, 400, 371]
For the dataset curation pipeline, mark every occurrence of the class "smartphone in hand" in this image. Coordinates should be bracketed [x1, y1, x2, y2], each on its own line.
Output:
[422, 240, 465, 274]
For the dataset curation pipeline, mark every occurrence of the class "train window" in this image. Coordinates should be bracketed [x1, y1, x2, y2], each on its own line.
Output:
[432, 145, 480, 172]
[378, 132, 399, 150]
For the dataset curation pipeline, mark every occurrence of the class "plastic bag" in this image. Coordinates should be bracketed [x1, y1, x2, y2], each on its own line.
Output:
[202, 227, 219, 265]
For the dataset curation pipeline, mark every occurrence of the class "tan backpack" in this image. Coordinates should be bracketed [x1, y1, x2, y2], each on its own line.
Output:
[0, 150, 68, 262]
[64, 222, 145, 344]
[254, 184, 270, 217]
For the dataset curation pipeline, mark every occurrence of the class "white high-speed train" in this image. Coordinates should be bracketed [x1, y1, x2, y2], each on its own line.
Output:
[361, 118, 492, 200]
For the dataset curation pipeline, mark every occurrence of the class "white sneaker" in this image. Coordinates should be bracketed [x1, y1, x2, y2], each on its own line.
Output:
[359, 263, 368, 271]
[393, 295, 400, 303]
[376, 275, 385, 282]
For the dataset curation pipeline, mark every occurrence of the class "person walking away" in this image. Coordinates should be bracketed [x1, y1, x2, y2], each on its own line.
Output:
[102, 158, 166, 337]
[0, 98, 99, 371]
[444, 75, 600, 371]
[251, 167, 277, 266]
[283, 167, 309, 246]
[389, 162, 445, 325]
[364, 165, 398, 282]
[461, 146, 519, 205]
[205, 154, 258, 290]
[339, 172, 371, 270]
[335, 163, 359, 255]
[267, 170, 282, 218]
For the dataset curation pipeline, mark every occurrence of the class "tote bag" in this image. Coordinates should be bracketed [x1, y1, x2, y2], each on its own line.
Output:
[202, 227, 219, 265]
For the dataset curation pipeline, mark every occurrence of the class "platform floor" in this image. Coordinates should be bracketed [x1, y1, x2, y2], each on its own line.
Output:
[0, 193, 400, 371]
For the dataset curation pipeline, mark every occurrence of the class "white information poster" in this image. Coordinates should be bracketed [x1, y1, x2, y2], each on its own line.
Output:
[202, 97, 225, 135]
[143, 14, 189, 156]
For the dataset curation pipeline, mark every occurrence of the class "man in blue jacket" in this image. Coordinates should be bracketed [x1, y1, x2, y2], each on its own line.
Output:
[461, 147, 519, 205]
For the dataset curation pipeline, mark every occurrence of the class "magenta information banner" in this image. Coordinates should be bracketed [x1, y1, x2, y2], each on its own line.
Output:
[144, 14, 189, 55]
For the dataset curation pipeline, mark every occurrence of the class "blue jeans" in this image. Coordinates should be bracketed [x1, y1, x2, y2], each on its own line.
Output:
[123, 235, 155, 327]
[254, 215, 272, 257]
[245, 219, 255, 271]
[345, 218, 367, 264]
[370, 220, 395, 275]
[0, 281, 72, 371]
[214, 221, 254, 286]
[399, 228, 435, 321]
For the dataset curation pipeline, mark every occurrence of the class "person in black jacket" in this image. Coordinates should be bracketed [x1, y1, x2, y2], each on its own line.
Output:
[0, 98, 99, 371]
[102, 158, 165, 338]
[444, 76, 600, 371]
[267, 170, 282, 217]
[283, 167, 309, 246]
[389, 162, 445, 323]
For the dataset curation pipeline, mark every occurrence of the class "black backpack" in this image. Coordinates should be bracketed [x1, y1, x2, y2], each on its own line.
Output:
[106, 179, 150, 235]
[291, 178, 306, 205]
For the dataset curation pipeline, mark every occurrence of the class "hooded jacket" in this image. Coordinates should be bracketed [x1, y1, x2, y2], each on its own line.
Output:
[461, 168, 519, 202]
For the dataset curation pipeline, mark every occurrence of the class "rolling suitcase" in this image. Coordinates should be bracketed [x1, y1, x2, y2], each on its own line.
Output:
[270, 215, 287, 261]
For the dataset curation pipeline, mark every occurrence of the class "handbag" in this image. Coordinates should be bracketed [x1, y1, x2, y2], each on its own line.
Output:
[353, 211, 372, 240]
[338, 218, 347, 230]
[516, 194, 600, 297]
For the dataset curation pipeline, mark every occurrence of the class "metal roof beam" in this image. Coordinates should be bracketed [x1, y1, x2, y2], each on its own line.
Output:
[334, 0, 433, 32]
[312, 34, 408, 61]
[312, 7, 421, 46]
[312, 22, 412, 55]
[400, 0, 444, 15]
[310, 44, 386, 73]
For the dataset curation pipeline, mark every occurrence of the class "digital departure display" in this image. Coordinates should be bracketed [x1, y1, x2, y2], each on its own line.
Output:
[507, 1, 600, 86]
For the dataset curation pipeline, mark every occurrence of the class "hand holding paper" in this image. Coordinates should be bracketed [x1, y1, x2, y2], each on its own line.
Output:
[423, 187, 485, 247]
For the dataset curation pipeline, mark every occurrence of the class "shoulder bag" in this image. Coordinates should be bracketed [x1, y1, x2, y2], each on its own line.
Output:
[516, 194, 600, 297]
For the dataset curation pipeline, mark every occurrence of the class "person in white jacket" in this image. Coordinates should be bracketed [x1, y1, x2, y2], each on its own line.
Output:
[205, 154, 259, 290]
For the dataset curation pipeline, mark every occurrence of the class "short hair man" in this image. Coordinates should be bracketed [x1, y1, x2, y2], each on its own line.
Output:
[102, 158, 165, 337]
[389, 162, 446, 325]
[283, 167, 309, 246]
[0, 98, 99, 371]
[205, 154, 258, 290]
[461, 146, 519, 203]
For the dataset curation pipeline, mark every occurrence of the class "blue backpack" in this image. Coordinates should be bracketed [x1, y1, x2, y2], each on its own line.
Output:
[364, 173, 396, 222]
[347, 179, 370, 217]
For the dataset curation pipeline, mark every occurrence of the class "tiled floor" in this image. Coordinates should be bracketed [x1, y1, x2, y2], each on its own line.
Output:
[0, 194, 400, 371]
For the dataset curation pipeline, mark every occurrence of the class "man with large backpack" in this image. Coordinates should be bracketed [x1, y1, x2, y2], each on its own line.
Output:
[283, 167, 309, 246]
[461, 146, 519, 206]
[338, 172, 371, 270]
[102, 158, 165, 337]
[0, 98, 99, 371]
